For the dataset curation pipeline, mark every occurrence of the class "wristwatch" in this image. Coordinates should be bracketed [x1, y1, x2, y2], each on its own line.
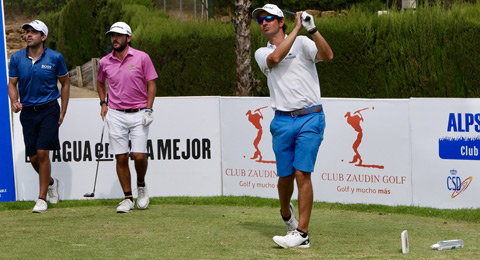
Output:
[100, 100, 107, 106]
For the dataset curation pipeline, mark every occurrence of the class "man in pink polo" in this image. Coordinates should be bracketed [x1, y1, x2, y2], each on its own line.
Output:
[97, 21, 158, 213]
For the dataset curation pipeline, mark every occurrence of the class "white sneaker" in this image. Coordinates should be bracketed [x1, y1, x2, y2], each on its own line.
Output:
[273, 230, 310, 248]
[47, 178, 60, 204]
[136, 186, 149, 210]
[116, 199, 134, 213]
[282, 203, 298, 232]
[32, 199, 48, 213]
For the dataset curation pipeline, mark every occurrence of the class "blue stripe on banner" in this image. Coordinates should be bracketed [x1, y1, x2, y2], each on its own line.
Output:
[439, 137, 480, 160]
[0, 1, 17, 202]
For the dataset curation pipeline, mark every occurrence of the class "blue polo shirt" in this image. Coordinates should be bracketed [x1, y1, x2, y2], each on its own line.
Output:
[9, 47, 68, 107]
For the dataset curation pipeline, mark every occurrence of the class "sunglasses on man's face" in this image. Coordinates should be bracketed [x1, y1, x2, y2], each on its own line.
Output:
[257, 15, 277, 24]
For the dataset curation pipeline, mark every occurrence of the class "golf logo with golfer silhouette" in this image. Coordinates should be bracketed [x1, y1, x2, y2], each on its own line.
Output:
[245, 106, 275, 164]
[344, 107, 384, 169]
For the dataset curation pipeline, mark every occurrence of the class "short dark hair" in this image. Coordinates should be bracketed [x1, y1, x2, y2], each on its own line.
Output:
[278, 17, 287, 32]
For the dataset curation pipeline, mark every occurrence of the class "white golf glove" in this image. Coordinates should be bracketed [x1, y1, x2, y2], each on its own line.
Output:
[301, 12, 316, 32]
[142, 109, 154, 126]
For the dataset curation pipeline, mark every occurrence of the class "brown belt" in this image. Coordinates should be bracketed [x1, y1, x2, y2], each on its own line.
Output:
[275, 105, 323, 117]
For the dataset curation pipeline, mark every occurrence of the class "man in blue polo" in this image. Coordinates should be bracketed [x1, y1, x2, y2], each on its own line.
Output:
[8, 20, 70, 213]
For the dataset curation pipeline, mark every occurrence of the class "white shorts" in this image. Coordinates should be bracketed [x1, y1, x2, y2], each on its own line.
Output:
[106, 109, 149, 155]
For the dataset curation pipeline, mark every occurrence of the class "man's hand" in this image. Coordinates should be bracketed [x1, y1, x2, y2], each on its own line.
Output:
[294, 11, 303, 31]
[11, 100, 22, 113]
[101, 104, 108, 121]
[142, 109, 153, 126]
[59, 112, 65, 126]
[301, 12, 316, 32]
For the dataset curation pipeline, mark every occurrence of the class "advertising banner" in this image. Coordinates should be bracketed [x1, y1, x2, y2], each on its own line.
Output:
[13, 97, 222, 200]
[411, 98, 480, 209]
[222, 98, 413, 206]
[316, 99, 412, 206]
[0, 1, 16, 202]
[11, 96, 480, 209]
[221, 97, 283, 199]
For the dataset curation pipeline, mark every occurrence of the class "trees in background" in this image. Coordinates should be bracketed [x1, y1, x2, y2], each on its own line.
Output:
[234, 0, 258, 96]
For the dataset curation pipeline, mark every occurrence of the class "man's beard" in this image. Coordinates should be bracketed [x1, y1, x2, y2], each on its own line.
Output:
[113, 41, 128, 52]
[26, 37, 43, 49]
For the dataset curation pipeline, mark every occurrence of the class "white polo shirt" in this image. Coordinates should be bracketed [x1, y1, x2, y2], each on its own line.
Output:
[255, 35, 321, 111]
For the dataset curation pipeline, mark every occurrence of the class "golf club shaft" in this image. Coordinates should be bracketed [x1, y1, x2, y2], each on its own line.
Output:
[91, 122, 105, 194]
[281, 9, 311, 21]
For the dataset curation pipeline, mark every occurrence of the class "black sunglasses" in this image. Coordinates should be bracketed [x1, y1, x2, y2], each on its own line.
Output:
[257, 15, 277, 24]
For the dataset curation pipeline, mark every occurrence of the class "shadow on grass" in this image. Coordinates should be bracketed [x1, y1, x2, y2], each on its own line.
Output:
[239, 221, 282, 238]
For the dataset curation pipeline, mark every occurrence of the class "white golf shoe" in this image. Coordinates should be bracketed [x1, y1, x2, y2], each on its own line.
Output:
[282, 203, 298, 232]
[116, 199, 134, 213]
[136, 186, 149, 210]
[47, 178, 60, 204]
[273, 229, 310, 248]
[32, 199, 48, 213]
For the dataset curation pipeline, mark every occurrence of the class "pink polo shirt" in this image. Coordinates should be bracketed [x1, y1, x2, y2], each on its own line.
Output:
[97, 47, 158, 110]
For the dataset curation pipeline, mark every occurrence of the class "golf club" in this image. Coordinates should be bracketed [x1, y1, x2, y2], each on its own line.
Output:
[281, 9, 311, 21]
[83, 122, 106, 197]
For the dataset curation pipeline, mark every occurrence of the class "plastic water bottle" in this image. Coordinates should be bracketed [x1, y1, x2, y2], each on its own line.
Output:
[430, 239, 464, 250]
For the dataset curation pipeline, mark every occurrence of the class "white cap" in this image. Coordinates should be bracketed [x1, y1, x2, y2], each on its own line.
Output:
[105, 22, 132, 36]
[252, 4, 284, 19]
[22, 20, 48, 36]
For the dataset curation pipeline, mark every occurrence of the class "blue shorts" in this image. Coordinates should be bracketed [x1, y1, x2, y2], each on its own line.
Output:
[270, 106, 326, 177]
[20, 103, 60, 157]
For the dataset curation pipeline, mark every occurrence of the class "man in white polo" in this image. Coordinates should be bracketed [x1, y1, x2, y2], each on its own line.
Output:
[252, 4, 333, 248]
[97, 22, 157, 213]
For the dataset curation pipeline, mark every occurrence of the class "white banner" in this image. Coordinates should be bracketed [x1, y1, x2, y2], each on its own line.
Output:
[221, 98, 413, 206]
[316, 99, 412, 206]
[13, 97, 222, 200]
[220, 97, 284, 199]
[11, 97, 480, 209]
[411, 98, 480, 209]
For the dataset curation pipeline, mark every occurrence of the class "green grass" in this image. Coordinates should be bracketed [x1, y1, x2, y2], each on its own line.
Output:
[1, 196, 480, 259]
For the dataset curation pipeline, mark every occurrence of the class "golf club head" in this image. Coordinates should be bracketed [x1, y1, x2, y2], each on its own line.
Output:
[83, 192, 95, 198]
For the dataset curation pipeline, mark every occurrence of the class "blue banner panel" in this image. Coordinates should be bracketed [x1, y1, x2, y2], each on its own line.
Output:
[0, 1, 17, 202]
[439, 137, 480, 160]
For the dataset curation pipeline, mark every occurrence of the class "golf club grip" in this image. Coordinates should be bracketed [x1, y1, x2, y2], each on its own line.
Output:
[282, 10, 311, 21]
